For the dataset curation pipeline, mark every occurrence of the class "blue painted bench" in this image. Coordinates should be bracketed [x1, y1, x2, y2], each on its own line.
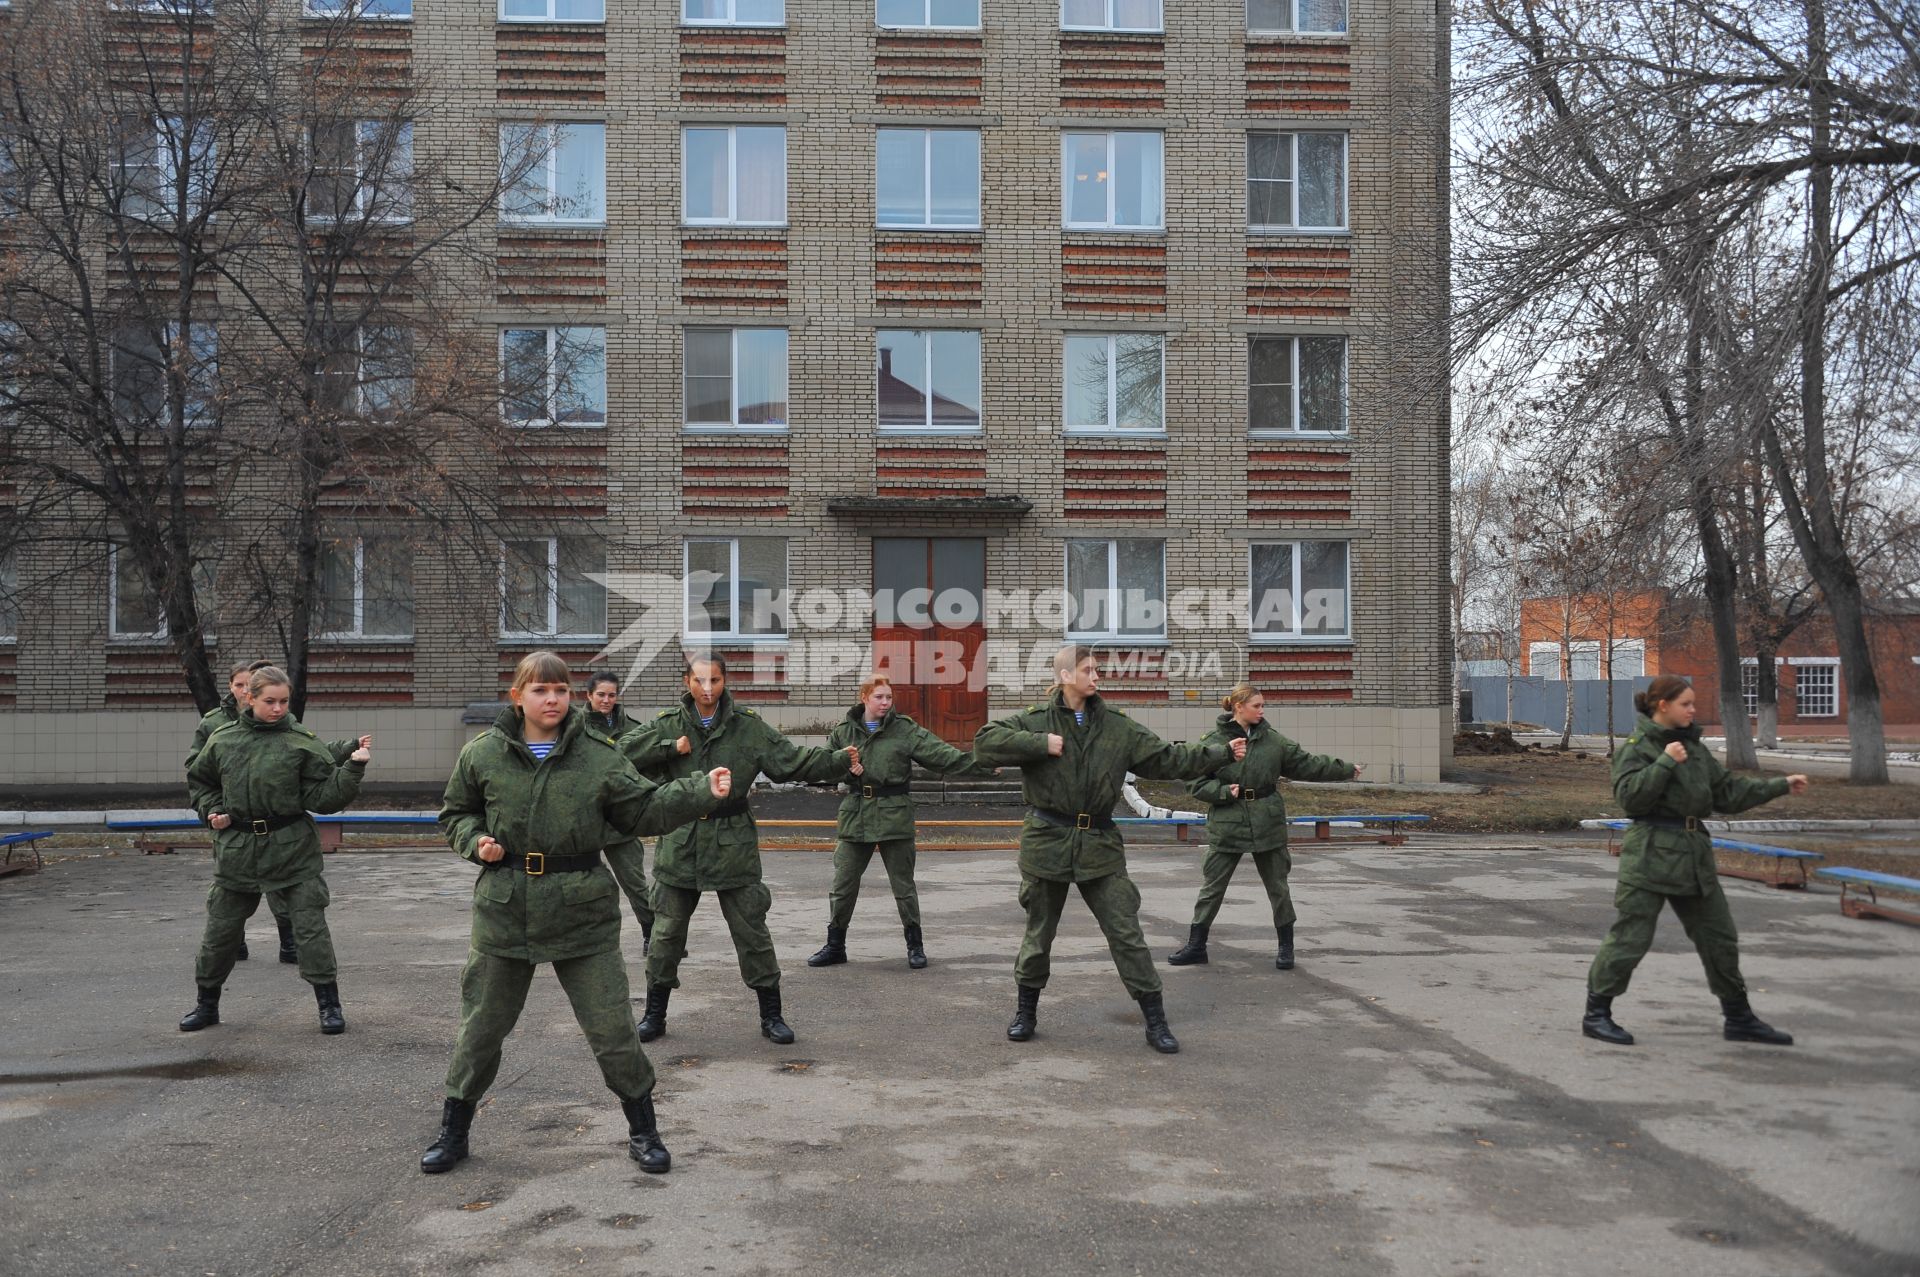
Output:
[1114, 813, 1430, 846]
[1596, 820, 1824, 888]
[1, 829, 53, 875]
[1814, 867, 1920, 927]
[106, 818, 206, 855]
[109, 814, 441, 855]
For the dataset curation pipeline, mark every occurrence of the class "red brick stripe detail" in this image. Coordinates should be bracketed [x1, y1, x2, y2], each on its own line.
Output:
[498, 236, 607, 306]
[1248, 646, 1353, 703]
[306, 646, 415, 707]
[1245, 40, 1351, 113]
[1064, 444, 1166, 519]
[1088, 645, 1169, 703]
[1059, 34, 1165, 110]
[496, 645, 610, 696]
[876, 443, 989, 498]
[680, 29, 787, 105]
[497, 24, 606, 104]
[1247, 446, 1350, 521]
[682, 234, 789, 309]
[502, 440, 609, 519]
[876, 238, 983, 309]
[301, 22, 413, 100]
[1247, 244, 1351, 317]
[105, 649, 197, 707]
[875, 32, 984, 108]
[1063, 242, 1166, 315]
[682, 440, 790, 517]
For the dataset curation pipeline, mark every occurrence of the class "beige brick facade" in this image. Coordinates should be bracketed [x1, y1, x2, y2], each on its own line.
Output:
[0, 0, 1450, 786]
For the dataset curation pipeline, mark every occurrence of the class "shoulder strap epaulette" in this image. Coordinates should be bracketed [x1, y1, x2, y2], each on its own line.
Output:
[739, 707, 758, 717]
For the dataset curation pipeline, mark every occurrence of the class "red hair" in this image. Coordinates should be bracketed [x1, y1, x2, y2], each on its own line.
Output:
[858, 675, 892, 701]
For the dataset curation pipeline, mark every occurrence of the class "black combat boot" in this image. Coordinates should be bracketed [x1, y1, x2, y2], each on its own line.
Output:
[419, 1097, 476, 1174]
[1006, 985, 1040, 1042]
[1721, 996, 1793, 1045]
[178, 986, 221, 1032]
[1276, 923, 1296, 971]
[635, 985, 670, 1042]
[806, 925, 848, 967]
[236, 940, 250, 961]
[757, 984, 796, 1045]
[277, 915, 298, 964]
[1167, 924, 1209, 966]
[314, 981, 345, 1035]
[1581, 993, 1634, 1045]
[903, 924, 927, 970]
[621, 1090, 672, 1174]
[1138, 991, 1180, 1054]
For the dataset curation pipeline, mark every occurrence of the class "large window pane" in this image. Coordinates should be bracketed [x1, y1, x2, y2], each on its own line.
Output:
[553, 327, 606, 425]
[1250, 543, 1294, 636]
[686, 539, 732, 633]
[1062, 133, 1109, 227]
[1247, 0, 1292, 31]
[1113, 334, 1163, 431]
[684, 128, 729, 222]
[1113, 0, 1161, 28]
[735, 329, 788, 426]
[1300, 540, 1348, 636]
[502, 328, 550, 424]
[502, 540, 551, 635]
[1063, 335, 1108, 430]
[363, 537, 414, 637]
[1111, 132, 1162, 229]
[928, 330, 981, 428]
[1298, 336, 1345, 432]
[556, 536, 606, 636]
[1065, 540, 1112, 635]
[737, 536, 788, 636]
[735, 126, 787, 224]
[877, 329, 929, 426]
[1114, 538, 1164, 636]
[1301, 0, 1346, 32]
[928, 130, 981, 226]
[318, 540, 357, 635]
[500, 123, 544, 220]
[928, 0, 978, 24]
[876, 130, 925, 226]
[0, 549, 17, 641]
[1297, 133, 1346, 228]
[554, 124, 605, 222]
[1062, 0, 1105, 26]
[1248, 132, 1293, 228]
[685, 329, 733, 424]
[1249, 336, 1293, 432]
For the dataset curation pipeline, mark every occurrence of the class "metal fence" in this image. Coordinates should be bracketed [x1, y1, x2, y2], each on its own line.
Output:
[1462, 675, 1654, 735]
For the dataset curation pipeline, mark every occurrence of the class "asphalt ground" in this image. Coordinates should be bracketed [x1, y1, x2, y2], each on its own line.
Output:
[1, 836, 1916, 1277]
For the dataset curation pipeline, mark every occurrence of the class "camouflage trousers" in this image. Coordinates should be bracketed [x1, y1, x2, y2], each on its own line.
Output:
[1014, 871, 1161, 1000]
[444, 947, 654, 1102]
[827, 837, 920, 930]
[1588, 880, 1746, 999]
[1189, 848, 1296, 932]
[195, 877, 333, 987]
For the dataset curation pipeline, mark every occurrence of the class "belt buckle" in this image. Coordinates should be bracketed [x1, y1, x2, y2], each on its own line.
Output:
[1685, 817, 1699, 832]
[525, 851, 545, 877]
[1075, 812, 1092, 830]
[251, 819, 269, 835]
[861, 784, 875, 799]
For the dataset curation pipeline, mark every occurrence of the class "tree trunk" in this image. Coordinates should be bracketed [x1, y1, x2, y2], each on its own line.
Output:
[1559, 604, 1574, 749]
[1754, 648, 1779, 749]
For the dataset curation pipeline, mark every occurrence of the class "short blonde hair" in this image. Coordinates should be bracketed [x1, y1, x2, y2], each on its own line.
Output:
[246, 666, 292, 698]
[510, 650, 571, 693]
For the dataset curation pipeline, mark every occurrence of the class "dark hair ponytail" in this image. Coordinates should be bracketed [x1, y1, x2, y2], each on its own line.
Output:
[1635, 675, 1690, 717]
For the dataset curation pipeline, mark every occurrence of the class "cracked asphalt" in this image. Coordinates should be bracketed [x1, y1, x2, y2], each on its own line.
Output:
[1, 835, 1915, 1276]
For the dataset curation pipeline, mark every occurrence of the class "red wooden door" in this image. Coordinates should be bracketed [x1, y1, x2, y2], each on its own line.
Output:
[872, 538, 987, 746]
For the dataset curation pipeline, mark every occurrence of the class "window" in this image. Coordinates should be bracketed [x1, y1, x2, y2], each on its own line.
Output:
[501, 122, 605, 225]
[683, 0, 783, 26]
[1249, 335, 1346, 434]
[319, 535, 413, 639]
[501, 326, 605, 427]
[308, 120, 412, 222]
[1527, 642, 1562, 680]
[112, 323, 218, 428]
[877, 0, 978, 28]
[683, 126, 787, 226]
[501, 536, 605, 639]
[1062, 131, 1162, 230]
[109, 547, 215, 641]
[1061, 0, 1161, 32]
[306, 1, 413, 17]
[116, 116, 216, 221]
[878, 330, 981, 432]
[1066, 539, 1165, 641]
[1248, 0, 1346, 34]
[319, 324, 412, 418]
[685, 537, 788, 639]
[876, 129, 981, 229]
[1250, 541, 1350, 640]
[0, 321, 22, 428]
[1064, 334, 1163, 434]
[500, 0, 603, 18]
[1793, 661, 1838, 717]
[1568, 642, 1601, 681]
[1606, 639, 1645, 680]
[1248, 131, 1347, 231]
[0, 546, 17, 642]
[1740, 660, 1760, 718]
[684, 328, 788, 431]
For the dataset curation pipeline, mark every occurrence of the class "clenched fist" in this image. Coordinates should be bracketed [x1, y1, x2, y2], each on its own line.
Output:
[209, 813, 232, 830]
[1228, 737, 1248, 761]
[675, 736, 693, 755]
[475, 835, 506, 864]
[1046, 733, 1064, 756]
[1664, 742, 1688, 763]
[708, 767, 732, 799]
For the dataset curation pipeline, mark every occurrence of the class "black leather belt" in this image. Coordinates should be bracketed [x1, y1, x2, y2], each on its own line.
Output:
[1030, 806, 1117, 832]
[488, 849, 601, 876]
[856, 782, 912, 800]
[1633, 817, 1704, 832]
[701, 798, 751, 820]
[1219, 785, 1275, 803]
[237, 812, 305, 836]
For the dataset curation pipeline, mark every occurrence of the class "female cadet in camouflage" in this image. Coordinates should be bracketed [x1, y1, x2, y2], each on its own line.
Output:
[1582, 676, 1808, 1048]
[585, 670, 656, 951]
[186, 658, 366, 965]
[973, 645, 1243, 1054]
[422, 651, 731, 1177]
[805, 674, 992, 970]
[180, 666, 371, 1035]
[624, 655, 857, 1047]
[1169, 683, 1359, 970]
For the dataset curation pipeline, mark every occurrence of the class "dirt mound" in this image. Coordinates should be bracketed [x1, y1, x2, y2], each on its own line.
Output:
[1454, 727, 1529, 756]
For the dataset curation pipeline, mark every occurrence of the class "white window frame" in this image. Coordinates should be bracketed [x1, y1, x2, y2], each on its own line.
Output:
[117, 115, 216, 222]
[683, 537, 790, 642]
[108, 546, 215, 642]
[1061, 0, 1163, 33]
[682, 0, 785, 27]
[499, 122, 606, 227]
[1739, 657, 1760, 718]
[681, 126, 788, 228]
[876, 329, 983, 434]
[0, 545, 18, 643]
[1061, 130, 1164, 231]
[321, 323, 412, 418]
[307, 120, 413, 224]
[112, 322, 219, 429]
[499, 326, 606, 429]
[317, 536, 414, 641]
[1789, 657, 1840, 718]
[1605, 638, 1645, 680]
[876, 0, 980, 30]
[499, 0, 604, 20]
[1246, 0, 1348, 35]
[1249, 540, 1351, 643]
[1063, 333, 1165, 435]
[1065, 538, 1167, 643]
[1248, 334, 1349, 436]
[875, 128, 982, 231]
[305, 0, 413, 18]
[683, 327, 789, 434]
[1527, 642, 1562, 680]
[498, 537, 607, 641]
[1247, 130, 1349, 234]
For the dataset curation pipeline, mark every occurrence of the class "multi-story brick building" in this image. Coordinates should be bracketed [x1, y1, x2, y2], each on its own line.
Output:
[0, 0, 1450, 785]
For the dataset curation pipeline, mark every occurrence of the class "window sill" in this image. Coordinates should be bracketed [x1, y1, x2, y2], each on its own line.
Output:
[681, 21, 787, 29]
[684, 634, 791, 646]
[877, 23, 983, 32]
[1248, 226, 1350, 237]
[1246, 30, 1349, 41]
[683, 424, 790, 435]
[878, 426, 984, 437]
[1069, 635, 1171, 646]
[876, 224, 984, 234]
[1250, 635, 1353, 646]
[682, 221, 790, 231]
[498, 635, 609, 645]
[1064, 429, 1167, 439]
[1249, 429, 1350, 440]
[314, 635, 415, 645]
[508, 421, 608, 431]
[1063, 225, 1166, 235]
[499, 220, 608, 231]
[1061, 26, 1165, 36]
[499, 18, 606, 26]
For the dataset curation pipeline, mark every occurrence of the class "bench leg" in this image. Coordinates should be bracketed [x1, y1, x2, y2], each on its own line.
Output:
[319, 824, 343, 854]
[137, 837, 173, 856]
